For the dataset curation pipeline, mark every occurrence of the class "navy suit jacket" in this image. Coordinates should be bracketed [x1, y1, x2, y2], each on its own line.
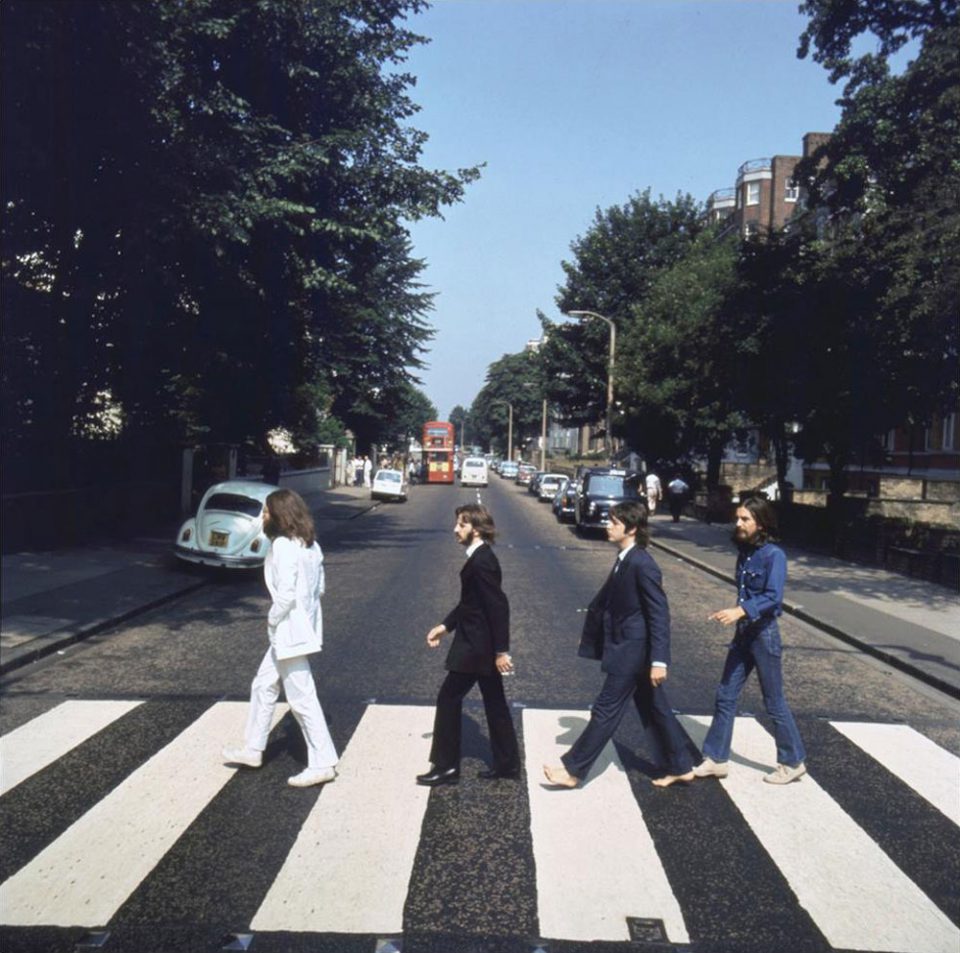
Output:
[442, 543, 510, 675]
[598, 545, 671, 676]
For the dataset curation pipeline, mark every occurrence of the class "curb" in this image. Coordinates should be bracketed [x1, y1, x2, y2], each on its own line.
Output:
[0, 580, 208, 677]
[649, 537, 960, 703]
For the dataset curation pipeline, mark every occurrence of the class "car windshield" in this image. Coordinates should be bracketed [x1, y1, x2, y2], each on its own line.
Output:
[376, 471, 401, 483]
[204, 493, 263, 517]
[586, 476, 639, 498]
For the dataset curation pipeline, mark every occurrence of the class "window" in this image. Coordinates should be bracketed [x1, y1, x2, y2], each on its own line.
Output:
[746, 181, 760, 206]
[785, 180, 799, 202]
[943, 413, 957, 450]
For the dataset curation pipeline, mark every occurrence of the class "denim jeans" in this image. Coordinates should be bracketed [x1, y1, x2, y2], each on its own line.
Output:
[702, 624, 806, 766]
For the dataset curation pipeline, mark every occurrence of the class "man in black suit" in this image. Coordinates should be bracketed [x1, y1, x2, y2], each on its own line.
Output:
[544, 500, 696, 788]
[417, 504, 520, 786]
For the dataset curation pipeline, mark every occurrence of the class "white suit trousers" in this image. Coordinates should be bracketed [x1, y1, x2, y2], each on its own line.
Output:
[244, 646, 338, 769]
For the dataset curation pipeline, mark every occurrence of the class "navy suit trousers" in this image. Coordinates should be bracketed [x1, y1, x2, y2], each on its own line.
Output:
[561, 671, 694, 779]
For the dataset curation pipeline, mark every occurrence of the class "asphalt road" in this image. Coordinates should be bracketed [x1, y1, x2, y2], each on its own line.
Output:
[1, 477, 958, 953]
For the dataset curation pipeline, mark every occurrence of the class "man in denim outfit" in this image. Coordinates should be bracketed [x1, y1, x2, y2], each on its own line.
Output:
[693, 496, 807, 784]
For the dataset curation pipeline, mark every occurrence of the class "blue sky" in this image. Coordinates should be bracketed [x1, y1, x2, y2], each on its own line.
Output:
[401, 0, 847, 419]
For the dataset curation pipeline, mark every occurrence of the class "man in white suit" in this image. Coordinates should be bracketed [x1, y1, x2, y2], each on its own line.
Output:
[223, 488, 339, 787]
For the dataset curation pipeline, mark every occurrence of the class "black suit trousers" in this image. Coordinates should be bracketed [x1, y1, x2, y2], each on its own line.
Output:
[429, 671, 520, 772]
[561, 671, 694, 779]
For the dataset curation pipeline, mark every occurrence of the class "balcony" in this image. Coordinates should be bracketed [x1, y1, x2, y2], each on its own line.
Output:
[738, 158, 772, 177]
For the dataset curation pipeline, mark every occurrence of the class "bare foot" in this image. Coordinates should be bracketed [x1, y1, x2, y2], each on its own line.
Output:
[543, 764, 579, 788]
[651, 770, 695, 788]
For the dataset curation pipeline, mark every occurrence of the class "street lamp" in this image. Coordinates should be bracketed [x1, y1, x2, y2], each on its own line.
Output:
[567, 310, 616, 459]
[492, 399, 514, 462]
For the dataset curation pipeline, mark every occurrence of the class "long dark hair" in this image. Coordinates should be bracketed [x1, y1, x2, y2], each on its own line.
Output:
[738, 495, 778, 544]
[609, 500, 650, 547]
[455, 503, 497, 543]
[264, 488, 316, 545]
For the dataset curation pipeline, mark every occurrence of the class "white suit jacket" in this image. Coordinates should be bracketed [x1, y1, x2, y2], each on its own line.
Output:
[265, 536, 325, 660]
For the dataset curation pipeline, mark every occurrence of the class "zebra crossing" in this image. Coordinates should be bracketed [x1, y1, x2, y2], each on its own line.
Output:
[0, 699, 957, 952]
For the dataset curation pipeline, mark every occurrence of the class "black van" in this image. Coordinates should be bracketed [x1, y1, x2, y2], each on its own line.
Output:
[575, 468, 644, 533]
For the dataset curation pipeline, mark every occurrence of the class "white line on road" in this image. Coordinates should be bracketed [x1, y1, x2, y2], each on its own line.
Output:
[682, 715, 959, 953]
[0, 700, 143, 796]
[830, 721, 960, 825]
[251, 703, 433, 934]
[523, 708, 690, 944]
[0, 701, 286, 927]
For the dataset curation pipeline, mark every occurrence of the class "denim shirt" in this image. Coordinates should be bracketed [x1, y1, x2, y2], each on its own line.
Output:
[735, 542, 786, 633]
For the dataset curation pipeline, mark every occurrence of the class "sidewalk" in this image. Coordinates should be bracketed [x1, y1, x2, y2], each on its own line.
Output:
[0, 484, 376, 676]
[648, 513, 960, 700]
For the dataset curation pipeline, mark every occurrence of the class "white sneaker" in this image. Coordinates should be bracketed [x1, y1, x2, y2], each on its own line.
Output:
[288, 767, 337, 788]
[692, 757, 729, 779]
[763, 762, 807, 785]
[222, 746, 262, 768]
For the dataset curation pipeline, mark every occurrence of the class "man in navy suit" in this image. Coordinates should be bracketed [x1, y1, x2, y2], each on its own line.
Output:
[417, 504, 520, 786]
[545, 500, 696, 788]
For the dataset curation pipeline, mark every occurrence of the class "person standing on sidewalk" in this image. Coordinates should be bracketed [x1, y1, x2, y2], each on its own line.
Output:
[693, 496, 807, 785]
[645, 471, 662, 515]
[223, 488, 338, 788]
[543, 501, 696, 789]
[666, 473, 689, 523]
[417, 504, 520, 786]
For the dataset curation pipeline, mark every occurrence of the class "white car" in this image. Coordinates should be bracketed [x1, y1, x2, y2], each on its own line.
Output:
[175, 480, 273, 569]
[537, 473, 568, 502]
[460, 456, 489, 487]
[371, 468, 407, 502]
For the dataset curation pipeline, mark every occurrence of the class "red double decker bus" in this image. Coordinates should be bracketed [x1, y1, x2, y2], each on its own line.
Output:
[422, 421, 455, 484]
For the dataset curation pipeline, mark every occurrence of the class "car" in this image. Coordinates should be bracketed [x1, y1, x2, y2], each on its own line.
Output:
[553, 478, 578, 521]
[515, 463, 537, 486]
[537, 473, 567, 502]
[175, 480, 273, 569]
[575, 467, 644, 533]
[460, 456, 489, 487]
[527, 471, 545, 495]
[499, 461, 519, 479]
[371, 468, 407, 502]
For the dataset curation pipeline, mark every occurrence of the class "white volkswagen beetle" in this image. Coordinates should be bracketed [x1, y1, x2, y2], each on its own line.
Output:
[174, 480, 274, 569]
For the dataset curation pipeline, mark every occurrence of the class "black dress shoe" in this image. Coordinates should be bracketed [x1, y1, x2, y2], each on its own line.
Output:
[478, 767, 521, 780]
[416, 766, 460, 786]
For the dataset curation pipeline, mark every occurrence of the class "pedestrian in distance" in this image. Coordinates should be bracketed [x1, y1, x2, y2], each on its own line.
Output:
[667, 473, 689, 523]
[418, 504, 520, 786]
[693, 496, 807, 785]
[544, 500, 697, 789]
[362, 455, 373, 488]
[645, 471, 662, 515]
[223, 488, 339, 787]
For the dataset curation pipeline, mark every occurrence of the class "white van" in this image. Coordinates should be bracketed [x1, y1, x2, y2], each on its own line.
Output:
[460, 456, 489, 487]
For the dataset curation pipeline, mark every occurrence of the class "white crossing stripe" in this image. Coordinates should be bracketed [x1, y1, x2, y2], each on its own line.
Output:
[682, 715, 959, 953]
[830, 721, 960, 825]
[251, 704, 433, 934]
[0, 701, 286, 927]
[0, 700, 143, 796]
[523, 708, 689, 944]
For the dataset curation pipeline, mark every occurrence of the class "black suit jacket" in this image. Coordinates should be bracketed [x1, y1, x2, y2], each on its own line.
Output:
[442, 543, 510, 675]
[586, 546, 671, 676]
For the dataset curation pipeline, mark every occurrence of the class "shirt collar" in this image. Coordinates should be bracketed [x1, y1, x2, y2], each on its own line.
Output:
[616, 541, 636, 562]
[465, 538, 485, 559]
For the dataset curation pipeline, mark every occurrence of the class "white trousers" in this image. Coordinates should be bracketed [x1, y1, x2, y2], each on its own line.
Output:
[244, 646, 338, 769]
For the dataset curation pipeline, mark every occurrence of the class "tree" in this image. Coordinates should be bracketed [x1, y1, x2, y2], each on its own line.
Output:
[540, 190, 705, 430]
[1, 0, 479, 490]
[617, 230, 746, 486]
[469, 351, 544, 457]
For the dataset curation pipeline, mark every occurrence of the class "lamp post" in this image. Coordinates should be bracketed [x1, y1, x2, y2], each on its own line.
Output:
[567, 310, 616, 459]
[492, 400, 514, 461]
[539, 397, 547, 472]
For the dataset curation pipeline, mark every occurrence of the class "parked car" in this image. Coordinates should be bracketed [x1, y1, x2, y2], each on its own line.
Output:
[553, 479, 577, 522]
[527, 471, 545, 495]
[371, 468, 408, 502]
[499, 461, 519, 479]
[460, 456, 489, 487]
[537, 473, 567, 502]
[515, 463, 537, 486]
[575, 467, 644, 533]
[175, 480, 273, 569]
